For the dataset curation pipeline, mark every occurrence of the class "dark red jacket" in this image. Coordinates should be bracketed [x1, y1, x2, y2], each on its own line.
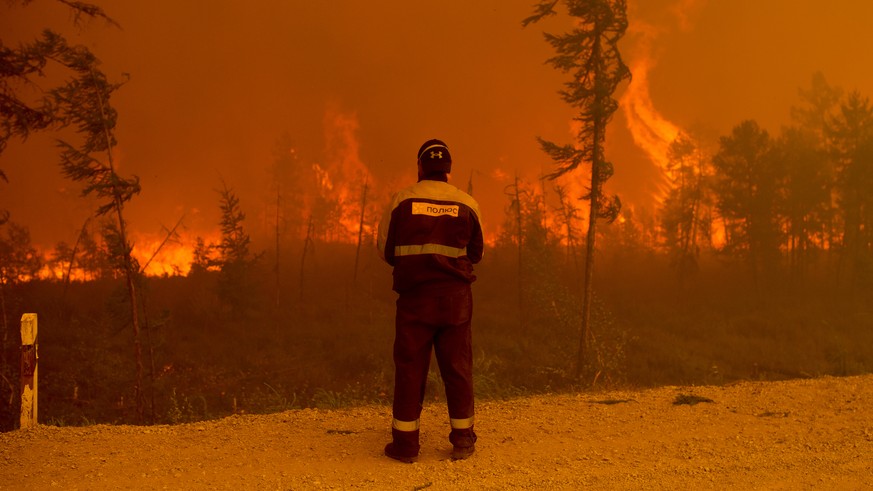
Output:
[378, 179, 483, 293]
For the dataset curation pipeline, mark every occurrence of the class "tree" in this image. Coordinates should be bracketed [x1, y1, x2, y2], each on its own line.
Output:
[790, 73, 843, 259]
[1, 1, 151, 420]
[215, 182, 259, 316]
[523, 0, 630, 377]
[659, 134, 711, 286]
[553, 183, 582, 271]
[189, 236, 216, 276]
[1, 0, 116, 224]
[711, 120, 782, 288]
[0, 221, 42, 418]
[0, 171, 7, 226]
[828, 91, 873, 289]
[352, 176, 369, 283]
[41, 29, 147, 420]
[773, 127, 830, 284]
[791, 72, 843, 145]
[0, 222, 42, 285]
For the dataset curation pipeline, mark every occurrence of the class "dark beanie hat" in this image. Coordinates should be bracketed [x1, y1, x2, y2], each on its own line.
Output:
[417, 139, 452, 174]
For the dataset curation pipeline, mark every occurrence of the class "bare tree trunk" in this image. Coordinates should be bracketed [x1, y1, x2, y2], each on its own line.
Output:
[139, 216, 184, 274]
[139, 288, 157, 424]
[63, 217, 90, 296]
[137, 216, 183, 423]
[300, 214, 313, 303]
[578, 169, 600, 377]
[576, 34, 604, 380]
[114, 204, 144, 421]
[514, 173, 525, 329]
[92, 67, 144, 421]
[353, 177, 369, 284]
[275, 188, 281, 308]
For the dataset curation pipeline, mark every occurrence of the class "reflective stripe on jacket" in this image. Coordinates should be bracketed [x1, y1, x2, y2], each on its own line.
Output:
[377, 179, 483, 293]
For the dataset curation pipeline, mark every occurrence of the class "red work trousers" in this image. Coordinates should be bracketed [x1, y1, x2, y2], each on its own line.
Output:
[392, 285, 474, 429]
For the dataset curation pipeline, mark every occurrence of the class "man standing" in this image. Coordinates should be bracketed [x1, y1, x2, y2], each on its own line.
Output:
[377, 139, 484, 462]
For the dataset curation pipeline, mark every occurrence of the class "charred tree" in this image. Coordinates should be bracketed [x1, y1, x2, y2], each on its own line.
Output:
[353, 176, 369, 284]
[300, 214, 314, 303]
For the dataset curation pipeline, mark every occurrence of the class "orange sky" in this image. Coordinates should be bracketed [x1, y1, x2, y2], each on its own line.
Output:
[2, 0, 873, 256]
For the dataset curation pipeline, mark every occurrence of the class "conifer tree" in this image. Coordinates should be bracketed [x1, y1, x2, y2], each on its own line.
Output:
[711, 120, 781, 289]
[26, 27, 146, 420]
[215, 183, 258, 316]
[1, 0, 116, 229]
[523, 0, 630, 377]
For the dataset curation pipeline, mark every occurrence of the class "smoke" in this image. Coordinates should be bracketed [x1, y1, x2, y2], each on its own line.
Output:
[5, 0, 873, 275]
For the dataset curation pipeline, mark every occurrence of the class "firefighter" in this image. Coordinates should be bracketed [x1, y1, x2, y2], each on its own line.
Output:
[377, 138, 484, 462]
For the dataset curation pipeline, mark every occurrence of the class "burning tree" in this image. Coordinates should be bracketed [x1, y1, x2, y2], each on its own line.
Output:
[523, 0, 631, 378]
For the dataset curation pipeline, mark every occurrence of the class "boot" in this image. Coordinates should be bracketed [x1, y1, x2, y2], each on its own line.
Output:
[449, 427, 477, 460]
[384, 428, 420, 463]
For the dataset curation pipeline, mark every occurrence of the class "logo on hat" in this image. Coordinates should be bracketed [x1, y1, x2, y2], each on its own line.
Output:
[417, 139, 452, 175]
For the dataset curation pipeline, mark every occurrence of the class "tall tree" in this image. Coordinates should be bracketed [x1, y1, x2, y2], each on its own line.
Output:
[215, 182, 259, 316]
[659, 134, 711, 287]
[773, 127, 830, 283]
[790, 73, 843, 257]
[711, 120, 782, 288]
[1, 0, 117, 224]
[791, 72, 843, 145]
[828, 91, 873, 289]
[523, 0, 630, 377]
[45, 31, 147, 420]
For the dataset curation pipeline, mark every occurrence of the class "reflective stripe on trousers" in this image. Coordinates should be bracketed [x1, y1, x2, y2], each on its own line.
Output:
[392, 418, 420, 432]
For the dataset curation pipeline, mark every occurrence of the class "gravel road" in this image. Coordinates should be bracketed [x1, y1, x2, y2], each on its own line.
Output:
[2, 374, 871, 490]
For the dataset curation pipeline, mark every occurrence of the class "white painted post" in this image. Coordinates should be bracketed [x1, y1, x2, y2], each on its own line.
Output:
[20, 313, 38, 429]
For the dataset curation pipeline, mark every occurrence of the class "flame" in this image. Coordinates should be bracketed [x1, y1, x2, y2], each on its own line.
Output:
[312, 163, 334, 192]
[620, 2, 703, 199]
[620, 56, 682, 177]
[30, 230, 221, 280]
[131, 230, 221, 277]
[313, 105, 376, 243]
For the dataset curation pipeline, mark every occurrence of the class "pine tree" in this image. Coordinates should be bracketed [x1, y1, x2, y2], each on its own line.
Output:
[1, 0, 117, 192]
[523, 0, 630, 377]
[711, 120, 782, 289]
[215, 183, 258, 316]
[41, 30, 146, 420]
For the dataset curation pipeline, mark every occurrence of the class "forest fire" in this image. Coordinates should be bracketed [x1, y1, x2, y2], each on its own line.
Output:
[307, 108, 376, 245]
[5, 4, 873, 475]
[131, 232, 213, 277]
[620, 56, 682, 182]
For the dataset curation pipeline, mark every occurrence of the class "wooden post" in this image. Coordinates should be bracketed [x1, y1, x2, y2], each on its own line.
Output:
[20, 313, 37, 429]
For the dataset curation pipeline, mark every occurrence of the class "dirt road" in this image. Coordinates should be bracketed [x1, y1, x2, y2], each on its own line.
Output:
[2, 374, 871, 490]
